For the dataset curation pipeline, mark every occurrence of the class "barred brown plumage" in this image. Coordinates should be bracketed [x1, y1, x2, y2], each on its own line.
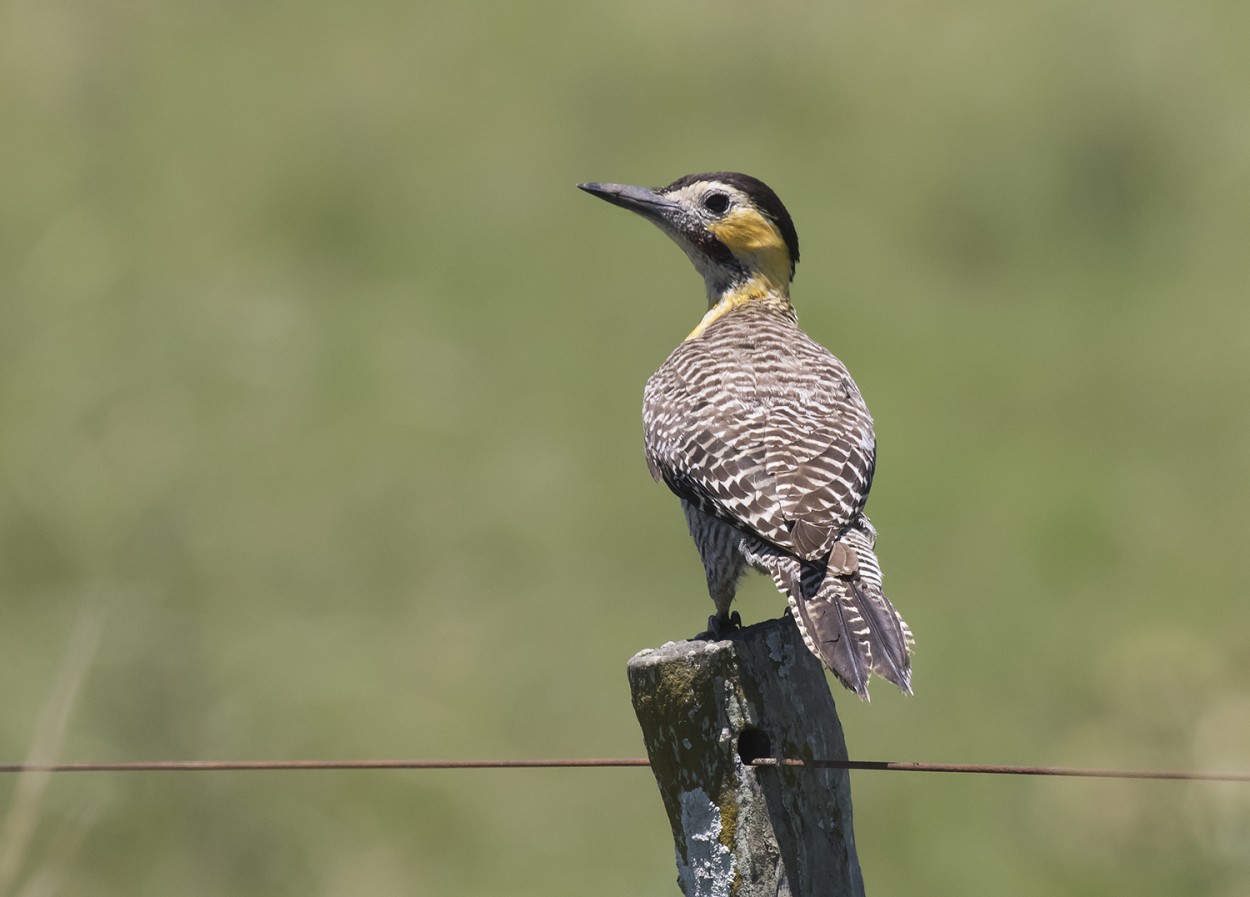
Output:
[580, 172, 913, 698]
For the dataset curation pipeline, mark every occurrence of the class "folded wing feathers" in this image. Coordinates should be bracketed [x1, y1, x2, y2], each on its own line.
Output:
[644, 317, 876, 563]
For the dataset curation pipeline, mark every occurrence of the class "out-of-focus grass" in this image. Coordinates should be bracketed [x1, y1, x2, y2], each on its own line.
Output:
[2, 1, 1249, 895]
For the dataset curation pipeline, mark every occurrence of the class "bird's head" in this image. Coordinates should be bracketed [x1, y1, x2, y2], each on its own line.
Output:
[579, 172, 800, 304]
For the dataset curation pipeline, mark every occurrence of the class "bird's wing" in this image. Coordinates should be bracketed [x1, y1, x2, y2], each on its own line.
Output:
[643, 313, 875, 562]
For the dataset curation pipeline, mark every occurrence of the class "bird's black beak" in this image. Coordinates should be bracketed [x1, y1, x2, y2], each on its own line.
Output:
[578, 182, 681, 226]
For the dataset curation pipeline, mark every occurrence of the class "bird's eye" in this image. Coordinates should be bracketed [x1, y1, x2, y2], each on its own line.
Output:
[702, 192, 731, 215]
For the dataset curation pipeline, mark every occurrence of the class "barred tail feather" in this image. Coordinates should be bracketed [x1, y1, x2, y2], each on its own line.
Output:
[787, 575, 873, 697]
[848, 577, 913, 693]
[742, 533, 914, 699]
[789, 575, 912, 699]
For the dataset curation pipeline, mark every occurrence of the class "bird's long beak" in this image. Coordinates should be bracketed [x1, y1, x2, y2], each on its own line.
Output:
[578, 182, 681, 225]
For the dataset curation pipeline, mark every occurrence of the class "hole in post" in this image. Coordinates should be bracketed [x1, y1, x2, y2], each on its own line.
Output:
[737, 726, 772, 766]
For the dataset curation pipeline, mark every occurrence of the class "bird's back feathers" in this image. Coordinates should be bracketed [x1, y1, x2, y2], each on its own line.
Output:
[643, 303, 875, 562]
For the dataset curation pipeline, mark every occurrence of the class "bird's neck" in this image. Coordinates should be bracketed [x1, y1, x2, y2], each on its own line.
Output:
[686, 272, 795, 341]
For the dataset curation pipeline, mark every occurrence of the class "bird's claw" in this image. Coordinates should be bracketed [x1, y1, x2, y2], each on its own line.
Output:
[695, 611, 742, 641]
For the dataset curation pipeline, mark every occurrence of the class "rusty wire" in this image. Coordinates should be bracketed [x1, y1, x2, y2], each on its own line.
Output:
[0, 757, 1247, 781]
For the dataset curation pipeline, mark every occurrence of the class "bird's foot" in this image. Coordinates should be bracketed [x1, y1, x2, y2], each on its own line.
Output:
[695, 611, 742, 641]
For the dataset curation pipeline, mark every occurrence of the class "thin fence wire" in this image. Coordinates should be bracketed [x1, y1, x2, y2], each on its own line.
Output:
[1, 757, 1247, 782]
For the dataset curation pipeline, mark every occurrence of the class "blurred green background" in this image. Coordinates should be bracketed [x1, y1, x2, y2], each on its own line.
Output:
[3, 0, 1249, 894]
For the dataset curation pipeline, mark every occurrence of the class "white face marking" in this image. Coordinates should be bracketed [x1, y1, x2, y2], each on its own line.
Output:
[662, 181, 746, 223]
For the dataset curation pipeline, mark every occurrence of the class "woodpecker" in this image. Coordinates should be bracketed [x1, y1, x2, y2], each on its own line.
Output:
[580, 172, 912, 698]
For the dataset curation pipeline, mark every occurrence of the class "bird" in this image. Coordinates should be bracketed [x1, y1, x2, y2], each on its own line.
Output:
[579, 172, 913, 698]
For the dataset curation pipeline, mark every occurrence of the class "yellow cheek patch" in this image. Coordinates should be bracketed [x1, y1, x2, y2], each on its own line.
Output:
[708, 209, 791, 288]
[709, 208, 783, 254]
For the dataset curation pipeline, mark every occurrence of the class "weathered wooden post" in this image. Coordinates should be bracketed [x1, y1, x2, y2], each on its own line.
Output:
[627, 615, 865, 897]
